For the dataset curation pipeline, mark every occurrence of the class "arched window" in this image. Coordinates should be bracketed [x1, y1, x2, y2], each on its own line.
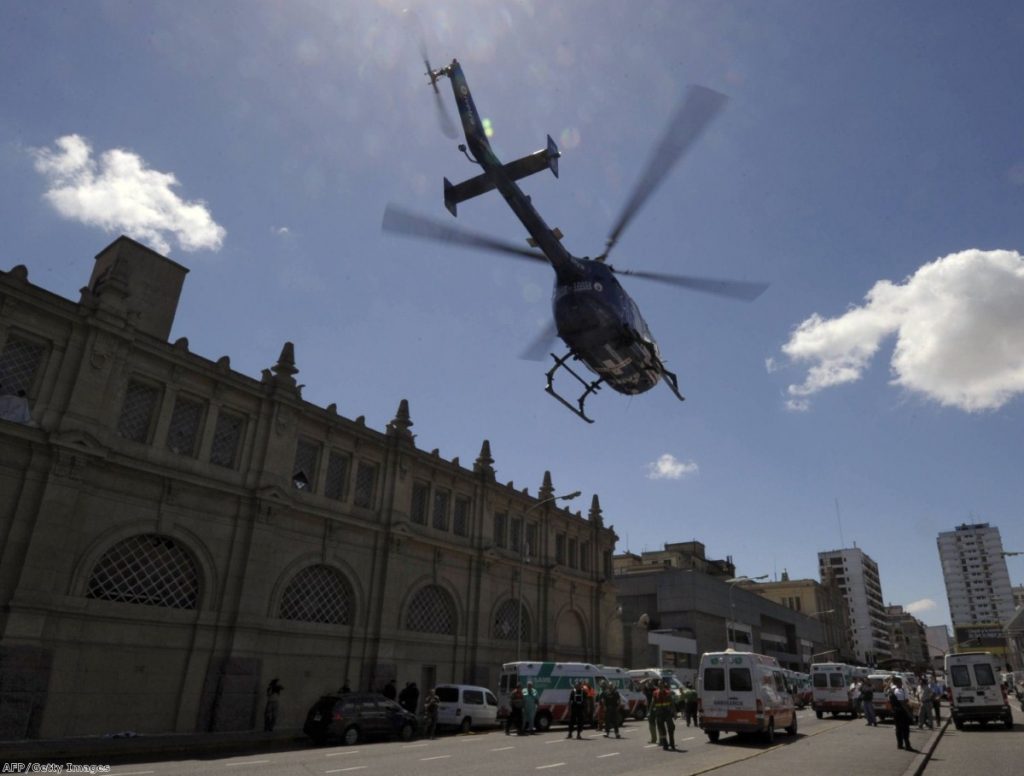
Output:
[87, 534, 199, 610]
[405, 585, 456, 635]
[279, 564, 354, 625]
[492, 599, 531, 642]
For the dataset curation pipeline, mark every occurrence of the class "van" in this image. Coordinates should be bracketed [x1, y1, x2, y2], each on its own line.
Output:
[434, 684, 499, 732]
[498, 661, 636, 731]
[697, 651, 798, 743]
[810, 662, 858, 719]
[945, 651, 1013, 730]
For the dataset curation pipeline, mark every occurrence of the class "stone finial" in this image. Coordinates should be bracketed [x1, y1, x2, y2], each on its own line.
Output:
[474, 439, 495, 478]
[539, 470, 555, 501]
[589, 494, 603, 527]
[271, 342, 299, 389]
[386, 398, 415, 442]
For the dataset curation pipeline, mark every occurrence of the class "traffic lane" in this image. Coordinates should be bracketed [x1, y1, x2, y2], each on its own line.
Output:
[919, 702, 1022, 776]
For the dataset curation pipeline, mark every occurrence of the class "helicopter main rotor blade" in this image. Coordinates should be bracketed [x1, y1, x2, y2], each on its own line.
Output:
[602, 85, 728, 260]
[611, 266, 768, 301]
[519, 320, 560, 361]
[382, 205, 549, 263]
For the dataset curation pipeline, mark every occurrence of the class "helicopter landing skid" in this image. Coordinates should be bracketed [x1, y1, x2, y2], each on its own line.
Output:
[544, 352, 602, 423]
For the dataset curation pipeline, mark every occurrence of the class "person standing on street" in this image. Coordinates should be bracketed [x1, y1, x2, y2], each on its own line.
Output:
[889, 676, 914, 751]
[522, 681, 539, 734]
[507, 683, 524, 735]
[654, 679, 676, 751]
[682, 682, 698, 727]
[642, 679, 658, 743]
[424, 687, 440, 739]
[567, 680, 586, 739]
[264, 678, 283, 732]
[383, 679, 397, 701]
[930, 676, 943, 722]
[599, 680, 622, 738]
[917, 678, 934, 729]
[860, 679, 877, 726]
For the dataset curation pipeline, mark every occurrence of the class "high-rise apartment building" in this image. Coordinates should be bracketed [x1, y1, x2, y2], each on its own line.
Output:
[818, 548, 892, 665]
[937, 523, 1015, 651]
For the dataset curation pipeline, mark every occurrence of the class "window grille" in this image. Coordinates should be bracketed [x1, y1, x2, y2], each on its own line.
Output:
[324, 452, 350, 500]
[293, 438, 319, 491]
[493, 599, 530, 642]
[166, 395, 203, 456]
[432, 489, 450, 531]
[405, 585, 456, 635]
[411, 482, 429, 525]
[494, 512, 508, 549]
[118, 380, 160, 442]
[0, 337, 45, 395]
[354, 461, 377, 507]
[209, 411, 243, 468]
[452, 497, 470, 537]
[87, 534, 198, 609]
[279, 564, 353, 625]
[555, 534, 566, 565]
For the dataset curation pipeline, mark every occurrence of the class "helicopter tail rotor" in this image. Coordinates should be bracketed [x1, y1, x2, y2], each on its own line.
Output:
[405, 9, 458, 139]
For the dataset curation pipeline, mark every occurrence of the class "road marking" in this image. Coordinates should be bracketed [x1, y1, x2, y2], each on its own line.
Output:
[546, 738, 568, 744]
[226, 761, 270, 767]
[683, 736, 696, 741]
[491, 746, 515, 751]
[420, 755, 451, 761]
[325, 768, 367, 774]
[536, 764, 565, 770]
[325, 751, 361, 757]
[644, 743, 659, 748]
[597, 752, 620, 758]
[403, 742, 430, 748]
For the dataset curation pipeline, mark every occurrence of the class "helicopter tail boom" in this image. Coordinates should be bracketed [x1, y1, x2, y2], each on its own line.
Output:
[444, 135, 560, 216]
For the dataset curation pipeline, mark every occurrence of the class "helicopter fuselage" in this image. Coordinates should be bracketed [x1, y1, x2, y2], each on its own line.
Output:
[442, 59, 669, 398]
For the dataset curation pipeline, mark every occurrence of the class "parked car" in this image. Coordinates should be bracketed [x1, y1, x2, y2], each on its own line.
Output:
[304, 692, 419, 745]
[435, 684, 499, 732]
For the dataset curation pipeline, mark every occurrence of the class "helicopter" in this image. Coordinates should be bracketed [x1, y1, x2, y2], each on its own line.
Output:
[382, 57, 768, 423]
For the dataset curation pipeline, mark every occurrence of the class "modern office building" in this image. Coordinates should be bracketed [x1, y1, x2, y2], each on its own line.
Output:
[1012, 584, 1024, 611]
[817, 547, 892, 665]
[937, 522, 1016, 654]
[0, 237, 621, 740]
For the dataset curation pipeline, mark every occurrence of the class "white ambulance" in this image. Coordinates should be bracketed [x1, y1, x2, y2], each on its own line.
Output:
[697, 650, 798, 743]
[498, 661, 642, 731]
[810, 662, 859, 719]
[945, 651, 1013, 729]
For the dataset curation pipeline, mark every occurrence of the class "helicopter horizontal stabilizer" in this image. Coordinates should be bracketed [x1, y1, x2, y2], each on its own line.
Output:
[443, 135, 561, 217]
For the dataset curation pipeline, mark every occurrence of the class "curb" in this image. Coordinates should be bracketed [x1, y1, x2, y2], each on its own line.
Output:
[902, 717, 950, 776]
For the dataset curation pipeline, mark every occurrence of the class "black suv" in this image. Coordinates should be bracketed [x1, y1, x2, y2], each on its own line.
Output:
[304, 692, 418, 745]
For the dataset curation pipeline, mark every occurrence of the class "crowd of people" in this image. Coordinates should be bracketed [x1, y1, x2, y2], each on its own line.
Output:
[849, 673, 946, 751]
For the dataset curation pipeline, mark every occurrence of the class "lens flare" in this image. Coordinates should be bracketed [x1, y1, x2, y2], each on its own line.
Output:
[482, 117, 495, 139]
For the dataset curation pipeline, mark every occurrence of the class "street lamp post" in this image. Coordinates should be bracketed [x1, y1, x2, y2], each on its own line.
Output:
[724, 575, 768, 649]
[516, 490, 582, 660]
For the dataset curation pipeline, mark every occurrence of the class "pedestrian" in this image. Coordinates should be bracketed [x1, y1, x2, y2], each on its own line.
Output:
[889, 676, 914, 751]
[264, 678, 283, 732]
[507, 683, 524, 735]
[917, 678, 934, 729]
[654, 679, 676, 751]
[850, 679, 863, 717]
[600, 680, 622, 738]
[424, 687, 440, 739]
[523, 681, 539, 735]
[642, 679, 658, 744]
[567, 679, 586, 739]
[403, 682, 420, 715]
[397, 681, 410, 709]
[682, 682, 698, 727]
[930, 676, 943, 722]
[583, 680, 596, 728]
[860, 679, 877, 726]
[383, 679, 397, 701]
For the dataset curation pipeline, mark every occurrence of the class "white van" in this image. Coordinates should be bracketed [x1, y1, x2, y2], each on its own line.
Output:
[945, 652, 1013, 730]
[810, 662, 858, 719]
[434, 684, 499, 732]
[698, 651, 798, 743]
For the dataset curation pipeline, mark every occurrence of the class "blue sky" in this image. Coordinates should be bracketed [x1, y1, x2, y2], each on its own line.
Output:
[3, 0, 1023, 629]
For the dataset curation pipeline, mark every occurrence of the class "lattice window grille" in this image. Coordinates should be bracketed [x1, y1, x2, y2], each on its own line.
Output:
[0, 337, 45, 395]
[406, 585, 455, 635]
[209, 411, 243, 468]
[324, 452, 350, 500]
[354, 461, 377, 508]
[432, 489, 450, 531]
[166, 396, 203, 456]
[410, 482, 429, 525]
[453, 498, 470, 537]
[493, 599, 530, 642]
[293, 438, 319, 491]
[279, 565, 353, 625]
[118, 380, 160, 442]
[87, 534, 198, 609]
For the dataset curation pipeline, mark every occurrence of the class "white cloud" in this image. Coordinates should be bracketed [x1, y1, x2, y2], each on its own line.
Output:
[904, 598, 937, 615]
[646, 453, 699, 480]
[272, 226, 291, 236]
[779, 250, 1024, 412]
[31, 134, 225, 255]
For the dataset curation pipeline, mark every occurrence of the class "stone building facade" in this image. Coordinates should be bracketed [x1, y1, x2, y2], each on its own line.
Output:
[0, 237, 621, 740]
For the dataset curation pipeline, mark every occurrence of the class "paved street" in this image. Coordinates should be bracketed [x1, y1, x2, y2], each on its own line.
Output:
[919, 701, 1022, 776]
[13, 704, 1005, 776]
